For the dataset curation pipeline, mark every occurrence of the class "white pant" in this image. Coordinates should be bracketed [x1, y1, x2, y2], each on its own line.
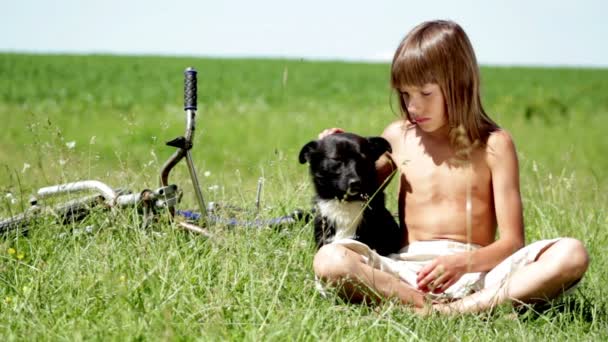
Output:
[330, 238, 564, 300]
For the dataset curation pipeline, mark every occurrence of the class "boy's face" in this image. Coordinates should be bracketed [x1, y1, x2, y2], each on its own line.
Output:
[399, 83, 448, 134]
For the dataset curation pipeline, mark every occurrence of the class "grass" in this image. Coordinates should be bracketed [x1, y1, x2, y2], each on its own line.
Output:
[0, 53, 607, 340]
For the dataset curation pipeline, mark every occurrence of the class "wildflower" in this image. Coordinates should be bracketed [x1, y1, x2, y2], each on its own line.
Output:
[4, 297, 11, 304]
[22, 163, 30, 173]
[90, 136, 96, 145]
[208, 185, 220, 191]
[17, 253, 24, 260]
[66, 141, 76, 149]
[59, 159, 67, 166]
[8, 248, 15, 255]
[532, 161, 538, 173]
[119, 275, 126, 282]
[5, 193, 16, 205]
[148, 151, 158, 166]
[204, 171, 211, 177]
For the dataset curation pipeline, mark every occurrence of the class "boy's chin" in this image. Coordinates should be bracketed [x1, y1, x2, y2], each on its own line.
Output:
[418, 123, 450, 135]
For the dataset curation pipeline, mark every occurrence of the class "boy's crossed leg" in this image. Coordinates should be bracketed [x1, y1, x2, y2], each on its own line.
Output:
[314, 238, 589, 315]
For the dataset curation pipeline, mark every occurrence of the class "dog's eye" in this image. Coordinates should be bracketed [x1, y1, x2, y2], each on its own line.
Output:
[324, 159, 342, 173]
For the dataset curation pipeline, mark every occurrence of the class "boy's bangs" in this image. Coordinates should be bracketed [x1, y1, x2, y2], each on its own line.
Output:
[391, 46, 436, 89]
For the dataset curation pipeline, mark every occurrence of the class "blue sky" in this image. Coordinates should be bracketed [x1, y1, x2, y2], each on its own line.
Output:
[2, 0, 607, 67]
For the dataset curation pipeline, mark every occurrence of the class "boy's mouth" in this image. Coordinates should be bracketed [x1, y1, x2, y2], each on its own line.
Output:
[415, 117, 430, 123]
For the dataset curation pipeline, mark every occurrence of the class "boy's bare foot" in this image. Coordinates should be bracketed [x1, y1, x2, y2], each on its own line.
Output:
[413, 304, 435, 316]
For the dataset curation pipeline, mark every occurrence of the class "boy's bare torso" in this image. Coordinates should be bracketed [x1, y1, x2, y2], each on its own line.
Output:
[383, 121, 498, 247]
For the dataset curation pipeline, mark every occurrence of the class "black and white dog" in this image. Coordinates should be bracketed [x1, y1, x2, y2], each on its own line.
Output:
[299, 133, 403, 256]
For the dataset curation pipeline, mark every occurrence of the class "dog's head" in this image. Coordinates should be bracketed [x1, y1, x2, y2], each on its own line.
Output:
[299, 133, 391, 201]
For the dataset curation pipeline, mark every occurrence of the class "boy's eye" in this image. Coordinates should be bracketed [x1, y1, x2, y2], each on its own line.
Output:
[422, 91, 432, 96]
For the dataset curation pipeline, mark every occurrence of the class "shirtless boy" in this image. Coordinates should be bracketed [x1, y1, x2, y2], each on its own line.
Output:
[313, 20, 589, 314]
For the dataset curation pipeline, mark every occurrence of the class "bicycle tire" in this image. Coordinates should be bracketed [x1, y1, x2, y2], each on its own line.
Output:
[0, 210, 38, 234]
[0, 195, 105, 234]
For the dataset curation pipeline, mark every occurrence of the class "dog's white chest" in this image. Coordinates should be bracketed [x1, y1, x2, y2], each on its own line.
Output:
[317, 199, 365, 241]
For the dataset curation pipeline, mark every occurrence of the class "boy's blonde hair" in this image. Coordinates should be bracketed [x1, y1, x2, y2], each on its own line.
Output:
[391, 20, 498, 145]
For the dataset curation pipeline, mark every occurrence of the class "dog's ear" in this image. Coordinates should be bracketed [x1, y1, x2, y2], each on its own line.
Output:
[299, 141, 318, 164]
[367, 137, 392, 160]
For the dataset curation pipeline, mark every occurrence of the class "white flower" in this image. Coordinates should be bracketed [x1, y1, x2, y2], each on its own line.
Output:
[22, 163, 30, 173]
[204, 171, 211, 177]
[66, 141, 76, 149]
[208, 185, 220, 191]
[59, 159, 67, 166]
[5, 193, 16, 205]
[89, 136, 96, 145]
[532, 161, 538, 173]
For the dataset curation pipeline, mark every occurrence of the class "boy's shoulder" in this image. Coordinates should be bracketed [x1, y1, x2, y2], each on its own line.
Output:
[486, 129, 516, 153]
[382, 119, 414, 143]
[485, 128, 518, 166]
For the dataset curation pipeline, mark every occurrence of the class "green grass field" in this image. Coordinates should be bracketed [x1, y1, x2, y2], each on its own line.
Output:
[1, 53, 607, 340]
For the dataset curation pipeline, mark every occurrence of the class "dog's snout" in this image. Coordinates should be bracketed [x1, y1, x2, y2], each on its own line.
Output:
[347, 178, 361, 193]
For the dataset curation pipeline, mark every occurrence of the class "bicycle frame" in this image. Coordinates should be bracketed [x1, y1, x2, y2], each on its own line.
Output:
[36, 181, 179, 209]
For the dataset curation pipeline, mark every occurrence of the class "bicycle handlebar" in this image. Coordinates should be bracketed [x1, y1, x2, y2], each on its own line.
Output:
[184, 67, 197, 111]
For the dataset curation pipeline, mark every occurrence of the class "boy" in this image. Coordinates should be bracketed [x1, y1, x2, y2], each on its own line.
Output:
[313, 20, 588, 314]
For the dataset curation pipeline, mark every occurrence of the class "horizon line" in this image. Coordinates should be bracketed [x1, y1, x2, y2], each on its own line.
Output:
[2, 49, 607, 70]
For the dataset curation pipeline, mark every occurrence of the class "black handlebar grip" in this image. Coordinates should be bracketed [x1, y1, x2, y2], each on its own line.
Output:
[184, 67, 197, 110]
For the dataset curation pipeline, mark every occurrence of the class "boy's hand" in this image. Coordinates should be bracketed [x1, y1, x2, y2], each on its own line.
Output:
[416, 254, 468, 294]
[318, 128, 344, 139]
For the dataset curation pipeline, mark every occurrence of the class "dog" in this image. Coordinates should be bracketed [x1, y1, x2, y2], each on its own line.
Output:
[299, 132, 403, 256]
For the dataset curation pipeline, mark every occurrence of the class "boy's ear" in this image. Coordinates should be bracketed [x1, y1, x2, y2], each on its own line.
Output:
[367, 137, 392, 160]
[299, 141, 318, 164]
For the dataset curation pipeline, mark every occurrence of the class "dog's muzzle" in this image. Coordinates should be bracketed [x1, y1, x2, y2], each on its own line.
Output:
[346, 179, 361, 195]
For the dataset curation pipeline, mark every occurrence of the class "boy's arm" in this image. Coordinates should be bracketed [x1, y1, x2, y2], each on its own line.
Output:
[472, 129, 525, 269]
[375, 153, 397, 189]
[377, 120, 408, 187]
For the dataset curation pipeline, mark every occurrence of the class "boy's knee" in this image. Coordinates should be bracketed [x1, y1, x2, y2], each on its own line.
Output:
[553, 238, 589, 279]
[313, 244, 355, 282]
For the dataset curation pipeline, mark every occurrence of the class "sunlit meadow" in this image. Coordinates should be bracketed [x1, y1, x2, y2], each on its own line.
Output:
[0, 54, 607, 340]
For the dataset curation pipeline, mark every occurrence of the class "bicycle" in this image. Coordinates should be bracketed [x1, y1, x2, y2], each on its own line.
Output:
[1, 67, 309, 237]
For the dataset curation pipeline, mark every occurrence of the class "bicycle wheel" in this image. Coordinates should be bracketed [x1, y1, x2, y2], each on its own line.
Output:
[0, 209, 39, 234]
[0, 194, 104, 234]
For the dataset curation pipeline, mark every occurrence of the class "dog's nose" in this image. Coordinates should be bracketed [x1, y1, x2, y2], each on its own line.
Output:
[348, 179, 361, 192]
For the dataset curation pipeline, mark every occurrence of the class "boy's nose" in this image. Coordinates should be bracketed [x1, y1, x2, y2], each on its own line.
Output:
[406, 99, 417, 113]
[407, 100, 419, 114]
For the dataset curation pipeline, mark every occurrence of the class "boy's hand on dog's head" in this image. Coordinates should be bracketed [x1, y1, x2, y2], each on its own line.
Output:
[318, 128, 345, 140]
